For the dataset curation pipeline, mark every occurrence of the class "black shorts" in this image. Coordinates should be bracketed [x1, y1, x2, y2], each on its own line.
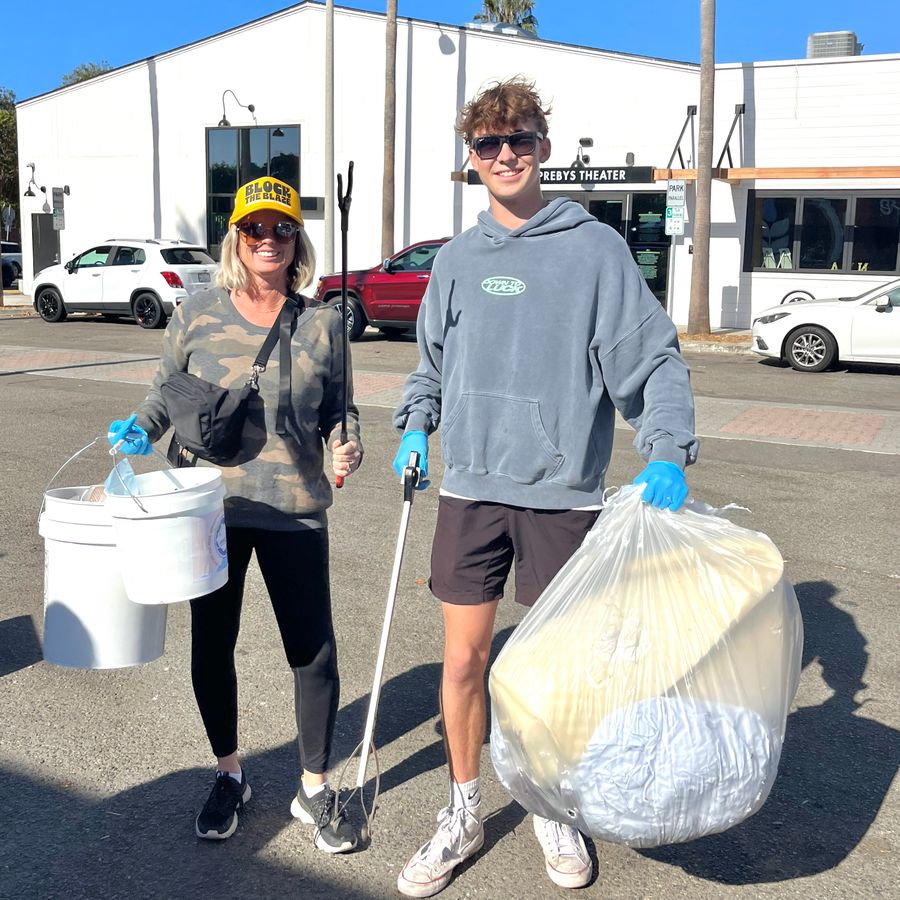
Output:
[430, 497, 599, 607]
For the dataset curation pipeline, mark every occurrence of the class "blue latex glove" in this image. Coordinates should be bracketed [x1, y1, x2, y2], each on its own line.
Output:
[633, 460, 688, 511]
[393, 430, 428, 488]
[107, 413, 152, 456]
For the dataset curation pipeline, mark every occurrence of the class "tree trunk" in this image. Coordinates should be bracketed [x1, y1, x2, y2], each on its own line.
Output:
[687, 0, 715, 336]
[382, 1, 398, 261]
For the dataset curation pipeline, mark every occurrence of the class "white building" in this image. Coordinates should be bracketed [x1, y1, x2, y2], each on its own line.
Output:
[15, 2, 900, 328]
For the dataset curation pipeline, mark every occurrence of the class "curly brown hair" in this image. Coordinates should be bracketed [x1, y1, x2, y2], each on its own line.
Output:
[455, 77, 551, 143]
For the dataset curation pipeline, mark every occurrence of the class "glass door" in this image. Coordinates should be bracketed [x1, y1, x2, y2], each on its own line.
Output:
[627, 193, 669, 306]
[583, 192, 671, 307]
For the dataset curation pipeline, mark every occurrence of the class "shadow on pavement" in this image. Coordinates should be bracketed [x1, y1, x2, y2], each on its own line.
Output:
[641, 579, 900, 883]
[0, 744, 380, 899]
[0, 614, 42, 676]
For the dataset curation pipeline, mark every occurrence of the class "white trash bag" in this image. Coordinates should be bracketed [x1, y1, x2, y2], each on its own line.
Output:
[489, 486, 803, 847]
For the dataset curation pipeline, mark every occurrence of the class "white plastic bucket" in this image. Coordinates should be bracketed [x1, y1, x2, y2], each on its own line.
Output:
[39, 486, 168, 669]
[105, 467, 228, 605]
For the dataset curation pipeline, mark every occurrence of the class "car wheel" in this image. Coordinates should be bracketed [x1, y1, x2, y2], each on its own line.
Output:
[785, 325, 837, 372]
[344, 296, 367, 341]
[37, 287, 67, 323]
[133, 292, 166, 329]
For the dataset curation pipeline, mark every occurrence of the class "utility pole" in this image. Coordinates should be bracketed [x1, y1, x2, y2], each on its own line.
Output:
[324, 0, 335, 273]
[382, 0, 397, 260]
[687, 0, 715, 335]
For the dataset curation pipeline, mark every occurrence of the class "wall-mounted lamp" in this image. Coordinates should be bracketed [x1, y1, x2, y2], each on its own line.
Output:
[23, 162, 41, 197]
[571, 137, 593, 170]
[218, 90, 255, 127]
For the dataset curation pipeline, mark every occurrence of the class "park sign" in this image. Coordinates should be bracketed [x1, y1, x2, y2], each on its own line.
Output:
[666, 179, 686, 207]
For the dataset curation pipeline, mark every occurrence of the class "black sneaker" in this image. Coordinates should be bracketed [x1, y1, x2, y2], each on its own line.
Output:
[195, 771, 251, 840]
[290, 784, 358, 853]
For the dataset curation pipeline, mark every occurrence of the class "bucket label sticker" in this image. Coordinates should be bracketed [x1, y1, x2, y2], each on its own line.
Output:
[209, 512, 228, 573]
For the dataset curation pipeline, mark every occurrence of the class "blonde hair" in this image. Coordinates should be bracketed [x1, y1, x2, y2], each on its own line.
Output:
[216, 225, 317, 294]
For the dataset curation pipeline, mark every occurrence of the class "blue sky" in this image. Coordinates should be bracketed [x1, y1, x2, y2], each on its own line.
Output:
[3, 0, 898, 101]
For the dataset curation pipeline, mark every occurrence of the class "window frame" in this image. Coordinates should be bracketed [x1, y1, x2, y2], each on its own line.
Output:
[744, 190, 900, 275]
[205, 125, 301, 260]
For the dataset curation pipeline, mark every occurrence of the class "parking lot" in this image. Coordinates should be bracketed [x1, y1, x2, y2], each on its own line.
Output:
[1, 313, 898, 899]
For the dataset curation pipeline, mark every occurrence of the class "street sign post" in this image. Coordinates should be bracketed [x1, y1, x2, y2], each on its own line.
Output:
[1, 205, 14, 240]
[665, 205, 685, 236]
[52, 188, 65, 231]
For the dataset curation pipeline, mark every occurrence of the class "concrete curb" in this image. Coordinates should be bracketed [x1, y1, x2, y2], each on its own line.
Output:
[680, 340, 754, 355]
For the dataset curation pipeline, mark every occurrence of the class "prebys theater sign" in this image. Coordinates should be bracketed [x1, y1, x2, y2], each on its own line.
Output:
[539, 166, 655, 185]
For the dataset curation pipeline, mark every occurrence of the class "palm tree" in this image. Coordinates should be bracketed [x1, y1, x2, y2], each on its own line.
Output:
[382, 0, 398, 261]
[687, 0, 714, 335]
[473, 0, 538, 34]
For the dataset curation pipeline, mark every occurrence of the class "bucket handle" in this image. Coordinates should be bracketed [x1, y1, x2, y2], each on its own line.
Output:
[106, 442, 177, 515]
[41, 435, 174, 521]
[39, 436, 110, 522]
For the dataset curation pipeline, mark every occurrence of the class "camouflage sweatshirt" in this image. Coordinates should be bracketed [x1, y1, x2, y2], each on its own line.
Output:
[136, 287, 361, 530]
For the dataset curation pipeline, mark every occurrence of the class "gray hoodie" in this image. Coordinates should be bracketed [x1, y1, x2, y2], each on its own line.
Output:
[393, 196, 698, 509]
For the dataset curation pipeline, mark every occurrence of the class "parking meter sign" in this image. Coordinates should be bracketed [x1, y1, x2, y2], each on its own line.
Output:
[665, 206, 685, 236]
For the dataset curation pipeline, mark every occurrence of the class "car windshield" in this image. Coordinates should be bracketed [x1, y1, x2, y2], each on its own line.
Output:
[160, 248, 215, 265]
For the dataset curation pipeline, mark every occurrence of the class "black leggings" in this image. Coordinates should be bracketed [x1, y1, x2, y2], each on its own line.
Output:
[190, 526, 339, 773]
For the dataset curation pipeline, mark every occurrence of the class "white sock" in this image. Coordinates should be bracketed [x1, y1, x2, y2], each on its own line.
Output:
[303, 781, 327, 798]
[451, 777, 481, 813]
[220, 767, 242, 784]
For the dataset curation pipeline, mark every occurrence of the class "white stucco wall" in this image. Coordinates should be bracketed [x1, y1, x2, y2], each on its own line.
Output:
[15, 3, 900, 327]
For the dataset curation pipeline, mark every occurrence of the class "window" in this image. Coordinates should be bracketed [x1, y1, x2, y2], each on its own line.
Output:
[112, 247, 145, 266]
[799, 198, 847, 269]
[750, 197, 796, 269]
[74, 246, 112, 268]
[206, 126, 300, 259]
[391, 244, 442, 272]
[853, 199, 900, 272]
[161, 248, 215, 265]
[745, 193, 900, 275]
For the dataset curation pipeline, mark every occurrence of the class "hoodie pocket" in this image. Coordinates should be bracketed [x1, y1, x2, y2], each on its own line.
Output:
[441, 392, 564, 484]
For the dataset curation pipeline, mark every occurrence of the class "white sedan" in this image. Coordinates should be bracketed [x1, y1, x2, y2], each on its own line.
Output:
[751, 278, 900, 372]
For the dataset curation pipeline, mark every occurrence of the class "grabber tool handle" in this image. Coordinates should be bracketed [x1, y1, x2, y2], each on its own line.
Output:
[355, 450, 421, 790]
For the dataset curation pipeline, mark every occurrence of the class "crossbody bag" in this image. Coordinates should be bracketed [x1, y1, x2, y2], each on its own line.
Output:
[161, 295, 301, 467]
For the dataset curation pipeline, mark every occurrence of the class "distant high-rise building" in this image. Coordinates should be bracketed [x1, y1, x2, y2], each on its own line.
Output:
[806, 31, 863, 58]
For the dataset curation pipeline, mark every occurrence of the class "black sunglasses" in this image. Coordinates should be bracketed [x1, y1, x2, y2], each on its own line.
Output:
[236, 220, 300, 244]
[470, 130, 544, 160]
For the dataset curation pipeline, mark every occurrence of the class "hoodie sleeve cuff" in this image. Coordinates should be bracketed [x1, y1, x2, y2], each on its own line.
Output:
[648, 438, 688, 469]
[403, 411, 432, 435]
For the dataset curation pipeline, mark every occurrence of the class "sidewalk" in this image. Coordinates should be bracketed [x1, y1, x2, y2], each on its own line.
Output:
[0, 289, 34, 316]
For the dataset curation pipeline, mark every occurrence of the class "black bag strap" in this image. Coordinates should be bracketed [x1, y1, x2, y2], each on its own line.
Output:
[248, 294, 302, 436]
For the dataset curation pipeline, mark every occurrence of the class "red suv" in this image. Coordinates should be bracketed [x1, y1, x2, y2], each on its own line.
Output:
[313, 238, 448, 339]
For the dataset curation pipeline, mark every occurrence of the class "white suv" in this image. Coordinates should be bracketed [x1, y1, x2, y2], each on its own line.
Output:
[32, 239, 219, 328]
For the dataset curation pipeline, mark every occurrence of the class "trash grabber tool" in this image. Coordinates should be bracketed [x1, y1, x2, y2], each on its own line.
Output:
[349, 450, 421, 827]
[335, 160, 354, 489]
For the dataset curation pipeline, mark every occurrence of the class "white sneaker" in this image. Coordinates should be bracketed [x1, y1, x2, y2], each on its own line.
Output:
[397, 805, 485, 898]
[532, 815, 592, 888]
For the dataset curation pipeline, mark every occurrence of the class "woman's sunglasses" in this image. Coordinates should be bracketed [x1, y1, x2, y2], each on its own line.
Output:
[470, 130, 544, 161]
[236, 220, 300, 244]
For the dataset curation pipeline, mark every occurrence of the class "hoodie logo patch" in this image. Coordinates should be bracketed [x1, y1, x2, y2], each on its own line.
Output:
[481, 276, 526, 296]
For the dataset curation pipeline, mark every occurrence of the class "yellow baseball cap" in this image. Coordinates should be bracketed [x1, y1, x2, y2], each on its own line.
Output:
[229, 176, 303, 226]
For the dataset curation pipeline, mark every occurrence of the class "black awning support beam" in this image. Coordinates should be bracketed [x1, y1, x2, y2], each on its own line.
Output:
[665, 105, 697, 170]
[715, 104, 746, 169]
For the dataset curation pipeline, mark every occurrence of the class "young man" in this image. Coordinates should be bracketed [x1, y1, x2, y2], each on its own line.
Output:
[391, 78, 698, 897]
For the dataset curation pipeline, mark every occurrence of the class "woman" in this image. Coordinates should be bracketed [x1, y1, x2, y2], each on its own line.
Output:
[107, 176, 361, 851]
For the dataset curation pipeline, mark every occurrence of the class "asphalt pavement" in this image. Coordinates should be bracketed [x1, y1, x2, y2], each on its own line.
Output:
[0, 313, 898, 900]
